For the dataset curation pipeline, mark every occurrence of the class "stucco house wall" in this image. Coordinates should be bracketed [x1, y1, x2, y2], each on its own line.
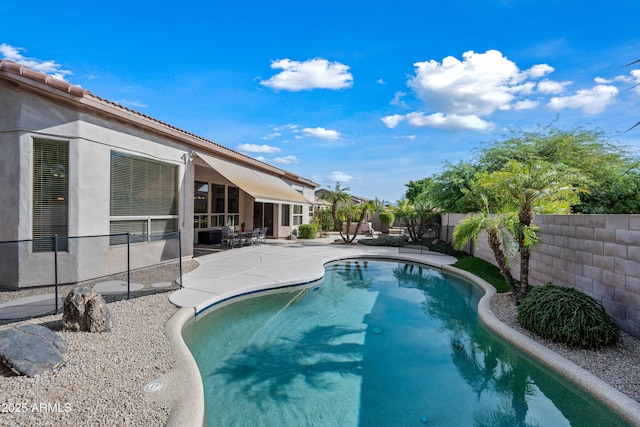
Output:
[0, 60, 318, 289]
[0, 81, 190, 287]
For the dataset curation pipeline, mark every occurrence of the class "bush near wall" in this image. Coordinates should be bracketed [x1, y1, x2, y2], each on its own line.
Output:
[298, 224, 318, 239]
[517, 284, 620, 349]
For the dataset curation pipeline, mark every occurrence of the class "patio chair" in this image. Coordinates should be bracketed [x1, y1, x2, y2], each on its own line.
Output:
[221, 227, 241, 248]
[250, 227, 261, 246]
[258, 227, 268, 245]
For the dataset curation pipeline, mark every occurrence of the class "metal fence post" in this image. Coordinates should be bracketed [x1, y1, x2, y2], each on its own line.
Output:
[179, 229, 183, 288]
[53, 234, 59, 313]
[127, 232, 131, 300]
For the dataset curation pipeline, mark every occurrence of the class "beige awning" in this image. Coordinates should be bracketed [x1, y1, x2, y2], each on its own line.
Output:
[196, 152, 311, 205]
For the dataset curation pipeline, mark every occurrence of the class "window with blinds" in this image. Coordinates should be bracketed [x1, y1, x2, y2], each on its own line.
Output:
[109, 151, 178, 245]
[33, 140, 69, 252]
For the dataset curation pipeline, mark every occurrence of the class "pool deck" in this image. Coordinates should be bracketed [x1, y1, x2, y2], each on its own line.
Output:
[169, 238, 458, 315]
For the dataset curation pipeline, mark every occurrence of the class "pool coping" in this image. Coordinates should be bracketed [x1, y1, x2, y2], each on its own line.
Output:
[158, 256, 640, 427]
[445, 265, 640, 426]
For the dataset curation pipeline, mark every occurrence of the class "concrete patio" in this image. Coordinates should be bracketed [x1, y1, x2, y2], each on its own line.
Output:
[169, 238, 458, 315]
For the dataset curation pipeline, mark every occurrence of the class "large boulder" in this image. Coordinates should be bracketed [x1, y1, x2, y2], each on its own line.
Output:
[62, 286, 113, 332]
[0, 324, 67, 377]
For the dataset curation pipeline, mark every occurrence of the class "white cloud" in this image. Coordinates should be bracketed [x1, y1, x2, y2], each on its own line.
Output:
[537, 79, 572, 94]
[302, 127, 340, 140]
[254, 156, 268, 162]
[513, 99, 539, 110]
[237, 143, 282, 154]
[378, 78, 386, 84]
[527, 64, 554, 78]
[329, 171, 353, 182]
[595, 75, 633, 84]
[117, 99, 148, 109]
[548, 84, 618, 115]
[260, 132, 281, 140]
[405, 112, 493, 131]
[260, 58, 353, 91]
[631, 70, 640, 95]
[0, 43, 72, 81]
[272, 155, 298, 165]
[394, 135, 416, 140]
[390, 91, 409, 108]
[381, 114, 405, 128]
[274, 123, 299, 132]
[407, 50, 550, 117]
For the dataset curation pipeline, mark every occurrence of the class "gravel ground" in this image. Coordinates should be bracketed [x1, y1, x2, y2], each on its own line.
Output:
[490, 292, 640, 403]
[1, 261, 639, 426]
[0, 260, 198, 427]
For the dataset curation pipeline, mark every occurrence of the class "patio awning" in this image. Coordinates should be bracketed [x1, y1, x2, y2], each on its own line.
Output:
[196, 152, 311, 205]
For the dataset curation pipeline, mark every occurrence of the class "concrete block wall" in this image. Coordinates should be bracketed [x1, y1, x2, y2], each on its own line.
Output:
[442, 214, 640, 338]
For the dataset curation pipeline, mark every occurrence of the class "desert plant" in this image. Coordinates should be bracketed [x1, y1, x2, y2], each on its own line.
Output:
[298, 224, 318, 239]
[517, 284, 620, 349]
[358, 235, 406, 247]
[378, 212, 395, 226]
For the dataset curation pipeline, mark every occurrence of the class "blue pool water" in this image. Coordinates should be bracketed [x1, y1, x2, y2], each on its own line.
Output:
[183, 260, 629, 426]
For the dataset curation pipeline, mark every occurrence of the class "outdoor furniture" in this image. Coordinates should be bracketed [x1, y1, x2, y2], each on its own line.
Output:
[198, 229, 222, 245]
[221, 227, 241, 248]
[258, 227, 268, 245]
[250, 228, 261, 246]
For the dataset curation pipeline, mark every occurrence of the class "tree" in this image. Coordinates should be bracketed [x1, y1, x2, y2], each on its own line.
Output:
[404, 178, 433, 203]
[394, 193, 440, 242]
[338, 200, 374, 243]
[371, 197, 386, 214]
[481, 160, 587, 302]
[422, 161, 485, 213]
[452, 196, 519, 295]
[415, 124, 640, 214]
[321, 182, 351, 231]
[477, 124, 640, 213]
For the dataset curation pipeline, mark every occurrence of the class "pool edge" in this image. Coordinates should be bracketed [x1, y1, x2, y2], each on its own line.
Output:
[146, 306, 205, 427]
[443, 264, 640, 427]
[161, 257, 640, 427]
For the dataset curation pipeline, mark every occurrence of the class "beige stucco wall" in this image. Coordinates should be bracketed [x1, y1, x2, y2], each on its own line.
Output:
[442, 213, 640, 338]
[0, 83, 193, 288]
[1, 75, 317, 288]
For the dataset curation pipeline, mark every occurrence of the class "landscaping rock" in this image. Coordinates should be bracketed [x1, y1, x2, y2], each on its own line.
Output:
[62, 286, 113, 332]
[0, 324, 66, 377]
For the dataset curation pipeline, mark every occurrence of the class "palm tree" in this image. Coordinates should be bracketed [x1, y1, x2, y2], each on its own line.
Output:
[393, 198, 416, 238]
[338, 200, 374, 243]
[394, 194, 439, 242]
[452, 196, 519, 295]
[481, 160, 587, 302]
[321, 182, 351, 231]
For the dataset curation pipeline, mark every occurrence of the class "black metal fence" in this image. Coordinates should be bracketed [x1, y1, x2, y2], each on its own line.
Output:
[0, 230, 184, 313]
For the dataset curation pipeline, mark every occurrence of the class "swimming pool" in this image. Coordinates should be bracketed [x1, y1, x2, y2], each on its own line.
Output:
[183, 259, 629, 426]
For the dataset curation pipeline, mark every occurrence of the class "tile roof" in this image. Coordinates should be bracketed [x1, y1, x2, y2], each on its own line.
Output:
[0, 59, 319, 188]
[0, 60, 88, 97]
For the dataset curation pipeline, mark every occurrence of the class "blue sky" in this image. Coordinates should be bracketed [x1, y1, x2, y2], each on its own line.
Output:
[2, 0, 639, 202]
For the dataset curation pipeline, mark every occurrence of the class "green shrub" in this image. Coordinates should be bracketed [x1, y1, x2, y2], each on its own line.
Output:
[378, 212, 395, 226]
[358, 235, 406, 247]
[298, 224, 318, 239]
[319, 208, 334, 231]
[517, 284, 620, 349]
